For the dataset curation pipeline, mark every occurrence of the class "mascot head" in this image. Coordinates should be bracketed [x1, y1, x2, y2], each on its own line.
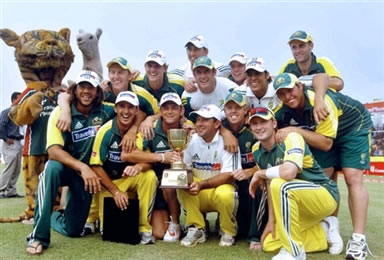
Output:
[0, 28, 74, 90]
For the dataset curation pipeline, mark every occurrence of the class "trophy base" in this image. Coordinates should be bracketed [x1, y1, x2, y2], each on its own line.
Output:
[160, 169, 193, 189]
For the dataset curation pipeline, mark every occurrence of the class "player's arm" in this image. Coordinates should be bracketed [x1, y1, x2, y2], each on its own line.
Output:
[122, 149, 180, 164]
[329, 77, 344, 91]
[120, 109, 146, 152]
[56, 92, 72, 132]
[311, 73, 330, 123]
[138, 113, 160, 140]
[220, 125, 239, 153]
[252, 161, 298, 181]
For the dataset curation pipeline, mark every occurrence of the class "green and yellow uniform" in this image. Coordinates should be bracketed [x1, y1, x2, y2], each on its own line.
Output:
[279, 53, 342, 80]
[87, 117, 157, 232]
[27, 102, 115, 248]
[104, 83, 159, 115]
[133, 73, 184, 102]
[253, 132, 338, 255]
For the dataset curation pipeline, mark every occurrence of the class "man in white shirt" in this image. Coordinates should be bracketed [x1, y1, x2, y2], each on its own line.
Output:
[177, 104, 241, 248]
[228, 52, 248, 86]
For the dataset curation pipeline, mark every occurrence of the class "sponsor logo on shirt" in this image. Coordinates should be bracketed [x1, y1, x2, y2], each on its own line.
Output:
[71, 126, 98, 142]
[192, 153, 200, 160]
[74, 121, 84, 130]
[241, 152, 254, 163]
[192, 162, 221, 171]
[287, 148, 303, 155]
[156, 141, 167, 149]
[111, 141, 119, 149]
[289, 118, 299, 126]
[108, 151, 122, 162]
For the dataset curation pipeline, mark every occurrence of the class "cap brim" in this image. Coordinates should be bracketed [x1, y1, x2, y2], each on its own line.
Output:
[230, 58, 247, 65]
[107, 61, 131, 71]
[76, 79, 98, 87]
[288, 38, 311, 44]
[185, 41, 205, 49]
[246, 67, 265, 73]
[249, 114, 273, 121]
[145, 58, 165, 66]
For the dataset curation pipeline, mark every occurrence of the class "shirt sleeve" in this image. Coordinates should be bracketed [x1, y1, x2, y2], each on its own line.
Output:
[283, 132, 305, 171]
[317, 57, 342, 79]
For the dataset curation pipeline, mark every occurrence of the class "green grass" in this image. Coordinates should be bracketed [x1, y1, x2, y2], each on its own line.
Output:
[0, 169, 383, 259]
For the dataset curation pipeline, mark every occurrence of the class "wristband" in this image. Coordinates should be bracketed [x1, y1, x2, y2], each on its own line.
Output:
[160, 153, 165, 163]
[266, 166, 280, 179]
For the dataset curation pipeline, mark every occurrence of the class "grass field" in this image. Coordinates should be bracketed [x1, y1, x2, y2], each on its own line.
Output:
[0, 170, 383, 259]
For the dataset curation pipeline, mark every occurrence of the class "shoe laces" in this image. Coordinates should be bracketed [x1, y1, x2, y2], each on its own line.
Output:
[185, 227, 200, 239]
[166, 217, 179, 234]
[347, 238, 376, 258]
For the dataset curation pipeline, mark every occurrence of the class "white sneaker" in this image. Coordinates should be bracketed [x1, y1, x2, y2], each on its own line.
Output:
[321, 216, 343, 255]
[163, 222, 180, 242]
[346, 233, 374, 260]
[81, 222, 96, 236]
[272, 247, 306, 260]
[22, 218, 34, 225]
[180, 226, 206, 247]
[219, 233, 234, 247]
[140, 232, 155, 245]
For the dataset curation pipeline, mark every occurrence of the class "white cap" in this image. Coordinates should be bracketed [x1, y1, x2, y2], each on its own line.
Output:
[185, 34, 208, 49]
[76, 70, 100, 87]
[145, 50, 167, 66]
[159, 92, 182, 106]
[246, 57, 266, 72]
[115, 91, 139, 107]
[229, 52, 247, 65]
[190, 104, 221, 121]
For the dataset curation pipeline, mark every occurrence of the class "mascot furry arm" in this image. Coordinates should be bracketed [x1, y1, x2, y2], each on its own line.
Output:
[0, 28, 74, 125]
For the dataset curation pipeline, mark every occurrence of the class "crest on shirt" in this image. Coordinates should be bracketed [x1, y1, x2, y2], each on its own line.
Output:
[268, 101, 273, 109]
[92, 117, 103, 125]
[111, 141, 119, 149]
[74, 121, 83, 130]
[245, 141, 252, 150]
[156, 141, 167, 149]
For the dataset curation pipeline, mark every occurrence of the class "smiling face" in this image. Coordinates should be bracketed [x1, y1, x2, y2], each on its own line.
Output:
[160, 102, 184, 126]
[193, 67, 216, 94]
[230, 61, 246, 85]
[75, 82, 97, 108]
[186, 44, 208, 65]
[114, 101, 138, 130]
[246, 70, 270, 98]
[195, 116, 220, 142]
[276, 83, 305, 110]
[145, 61, 166, 83]
[108, 63, 131, 94]
[289, 40, 313, 64]
[249, 116, 277, 142]
[224, 101, 247, 126]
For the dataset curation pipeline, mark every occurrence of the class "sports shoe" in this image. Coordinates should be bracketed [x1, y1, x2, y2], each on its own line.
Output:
[22, 218, 34, 225]
[180, 226, 207, 247]
[163, 221, 181, 242]
[321, 216, 343, 255]
[219, 233, 235, 247]
[81, 222, 96, 236]
[345, 233, 374, 260]
[140, 232, 155, 245]
[272, 247, 306, 260]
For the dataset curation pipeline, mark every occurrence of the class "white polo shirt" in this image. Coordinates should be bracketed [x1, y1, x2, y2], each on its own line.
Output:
[182, 77, 237, 111]
[235, 81, 281, 110]
[184, 131, 242, 180]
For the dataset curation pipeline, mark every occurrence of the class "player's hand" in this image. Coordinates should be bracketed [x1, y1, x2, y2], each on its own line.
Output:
[122, 164, 142, 177]
[314, 97, 329, 124]
[249, 171, 263, 198]
[130, 69, 140, 81]
[120, 127, 137, 153]
[113, 190, 129, 210]
[222, 129, 239, 153]
[80, 166, 101, 194]
[232, 169, 249, 181]
[184, 79, 198, 93]
[139, 116, 156, 140]
[163, 151, 181, 164]
[100, 80, 112, 92]
[275, 127, 296, 144]
[188, 181, 201, 195]
[261, 219, 276, 245]
[56, 109, 72, 132]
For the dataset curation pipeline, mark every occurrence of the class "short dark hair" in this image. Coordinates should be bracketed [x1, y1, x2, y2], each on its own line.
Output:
[11, 92, 21, 102]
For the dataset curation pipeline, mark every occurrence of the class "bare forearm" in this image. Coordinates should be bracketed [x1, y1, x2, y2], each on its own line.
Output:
[329, 77, 344, 91]
[122, 150, 162, 163]
[92, 166, 119, 195]
[199, 173, 233, 190]
[293, 128, 333, 151]
[48, 145, 87, 172]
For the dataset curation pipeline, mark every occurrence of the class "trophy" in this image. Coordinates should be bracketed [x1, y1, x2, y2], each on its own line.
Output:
[160, 129, 193, 189]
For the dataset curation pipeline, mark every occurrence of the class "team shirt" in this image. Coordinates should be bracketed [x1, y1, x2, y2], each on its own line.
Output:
[90, 117, 146, 180]
[222, 119, 257, 169]
[170, 61, 231, 80]
[46, 102, 115, 164]
[182, 77, 237, 120]
[252, 132, 339, 202]
[133, 73, 185, 101]
[104, 83, 159, 115]
[15, 89, 60, 156]
[235, 82, 281, 111]
[279, 53, 342, 80]
[183, 131, 242, 180]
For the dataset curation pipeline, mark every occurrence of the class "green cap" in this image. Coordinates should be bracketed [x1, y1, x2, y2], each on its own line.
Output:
[224, 91, 247, 107]
[288, 30, 313, 44]
[193, 56, 214, 70]
[273, 73, 299, 91]
[107, 57, 132, 72]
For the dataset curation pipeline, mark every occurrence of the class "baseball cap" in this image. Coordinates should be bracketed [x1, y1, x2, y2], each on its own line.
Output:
[115, 91, 139, 107]
[249, 106, 275, 121]
[273, 73, 299, 91]
[229, 52, 247, 65]
[76, 70, 100, 87]
[145, 50, 167, 66]
[107, 57, 132, 72]
[190, 104, 221, 121]
[159, 92, 182, 106]
[193, 56, 214, 70]
[224, 91, 247, 107]
[288, 30, 313, 44]
[245, 57, 266, 73]
[185, 34, 208, 49]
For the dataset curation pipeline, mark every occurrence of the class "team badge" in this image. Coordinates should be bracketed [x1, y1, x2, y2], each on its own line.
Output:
[360, 153, 367, 164]
[92, 117, 103, 125]
[268, 101, 273, 109]
[245, 142, 252, 150]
